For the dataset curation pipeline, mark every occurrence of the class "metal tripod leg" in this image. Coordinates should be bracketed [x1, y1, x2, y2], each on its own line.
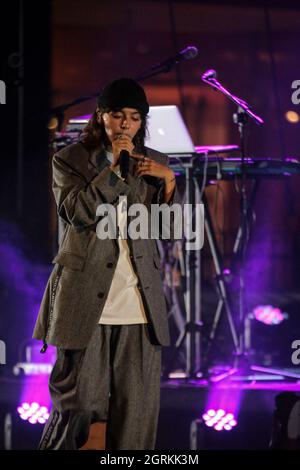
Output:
[162, 162, 202, 380]
[162, 320, 204, 380]
[201, 192, 239, 353]
[204, 179, 259, 359]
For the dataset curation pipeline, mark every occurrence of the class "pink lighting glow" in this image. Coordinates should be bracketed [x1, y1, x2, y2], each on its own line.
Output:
[17, 402, 50, 425]
[202, 409, 238, 431]
[252, 305, 287, 325]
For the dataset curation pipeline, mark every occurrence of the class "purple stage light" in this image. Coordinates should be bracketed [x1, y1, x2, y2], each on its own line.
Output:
[17, 402, 50, 425]
[204, 385, 242, 433]
[202, 409, 238, 431]
[252, 305, 287, 325]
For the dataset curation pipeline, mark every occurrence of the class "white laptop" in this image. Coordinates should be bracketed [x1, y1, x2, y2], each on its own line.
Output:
[144, 105, 195, 155]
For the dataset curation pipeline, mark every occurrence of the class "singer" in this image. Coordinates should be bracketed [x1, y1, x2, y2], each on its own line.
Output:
[32, 77, 181, 450]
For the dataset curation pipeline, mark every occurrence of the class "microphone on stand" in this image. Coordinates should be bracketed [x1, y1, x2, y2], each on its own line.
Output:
[148, 46, 199, 75]
[201, 69, 217, 81]
[119, 150, 130, 179]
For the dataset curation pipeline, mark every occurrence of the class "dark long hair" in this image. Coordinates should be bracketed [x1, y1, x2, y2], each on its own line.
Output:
[80, 107, 149, 153]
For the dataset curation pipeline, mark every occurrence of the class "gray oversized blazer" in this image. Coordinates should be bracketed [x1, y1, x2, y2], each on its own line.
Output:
[32, 141, 182, 352]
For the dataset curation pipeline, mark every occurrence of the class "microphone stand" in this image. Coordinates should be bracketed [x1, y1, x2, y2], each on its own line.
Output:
[47, 46, 199, 130]
[201, 72, 264, 127]
[200, 72, 300, 381]
[201, 71, 265, 377]
[135, 46, 198, 81]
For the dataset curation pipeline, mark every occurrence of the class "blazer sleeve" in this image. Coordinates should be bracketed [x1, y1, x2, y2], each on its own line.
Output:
[52, 152, 131, 231]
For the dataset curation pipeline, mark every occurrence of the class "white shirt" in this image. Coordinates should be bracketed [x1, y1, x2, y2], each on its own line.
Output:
[98, 150, 148, 325]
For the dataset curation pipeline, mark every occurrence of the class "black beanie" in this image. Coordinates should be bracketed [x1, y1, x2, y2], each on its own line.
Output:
[97, 77, 149, 115]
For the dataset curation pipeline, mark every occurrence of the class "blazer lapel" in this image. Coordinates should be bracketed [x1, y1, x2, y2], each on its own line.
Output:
[88, 144, 109, 173]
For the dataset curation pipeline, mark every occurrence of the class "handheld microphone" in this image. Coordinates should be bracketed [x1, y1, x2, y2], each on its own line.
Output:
[119, 150, 130, 179]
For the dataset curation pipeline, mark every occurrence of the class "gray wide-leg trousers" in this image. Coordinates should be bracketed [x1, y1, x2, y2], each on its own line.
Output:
[37, 323, 162, 450]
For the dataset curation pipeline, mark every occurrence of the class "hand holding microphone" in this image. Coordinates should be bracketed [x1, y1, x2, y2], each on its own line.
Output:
[110, 133, 135, 178]
[111, 134, 145, 179]
[110, 134, 134, 169]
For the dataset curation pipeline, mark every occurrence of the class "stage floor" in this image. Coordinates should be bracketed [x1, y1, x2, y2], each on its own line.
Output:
[0, 371, 299, 450]
[158, 369, 300, 449]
